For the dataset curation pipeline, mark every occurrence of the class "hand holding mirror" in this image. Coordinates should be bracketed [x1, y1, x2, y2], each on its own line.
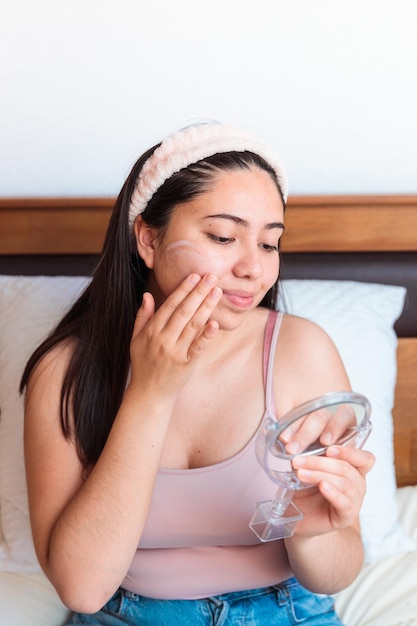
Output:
[250, 391, 372, 542]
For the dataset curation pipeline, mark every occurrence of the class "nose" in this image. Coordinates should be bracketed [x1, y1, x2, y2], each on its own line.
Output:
[233, 246, 264, 279]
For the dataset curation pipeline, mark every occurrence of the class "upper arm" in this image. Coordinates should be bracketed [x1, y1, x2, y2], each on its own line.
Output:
[275, 314, 351, 414]
[24, 343, 85, 572]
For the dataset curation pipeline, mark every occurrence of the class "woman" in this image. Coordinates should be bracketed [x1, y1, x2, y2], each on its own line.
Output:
[21, 123, 374, 625]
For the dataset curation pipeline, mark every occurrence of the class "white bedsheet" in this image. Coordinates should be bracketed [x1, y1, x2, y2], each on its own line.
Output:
[335, 485, 417, 626]
[0, 486, 416, 626]
[0, 570, 69, 626]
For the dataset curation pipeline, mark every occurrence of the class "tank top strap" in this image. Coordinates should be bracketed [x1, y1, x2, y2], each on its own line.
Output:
[263, 310, 284, 419]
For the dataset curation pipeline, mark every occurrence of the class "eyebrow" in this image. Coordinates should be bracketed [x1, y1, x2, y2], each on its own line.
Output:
[204, 213, 285, 231]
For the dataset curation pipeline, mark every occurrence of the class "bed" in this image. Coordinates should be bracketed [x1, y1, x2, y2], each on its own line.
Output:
[0, 195, 416, 626]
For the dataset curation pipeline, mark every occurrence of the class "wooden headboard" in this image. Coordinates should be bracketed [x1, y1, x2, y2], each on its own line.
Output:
[1, 195, 416, 486]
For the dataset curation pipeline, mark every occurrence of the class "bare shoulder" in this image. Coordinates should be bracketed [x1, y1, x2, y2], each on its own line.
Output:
[26, 339, 74, 394]
[280, 313, 337, 351]
[25, 338, 79, 451]
[275, 313, 351, 410]
[24, 338, 80, 457]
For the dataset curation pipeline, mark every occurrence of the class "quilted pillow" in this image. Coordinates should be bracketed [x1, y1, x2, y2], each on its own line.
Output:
[0, 275, 90, 572]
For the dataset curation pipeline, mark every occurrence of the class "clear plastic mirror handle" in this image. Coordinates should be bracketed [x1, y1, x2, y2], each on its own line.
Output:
[250, 391, 372, 542]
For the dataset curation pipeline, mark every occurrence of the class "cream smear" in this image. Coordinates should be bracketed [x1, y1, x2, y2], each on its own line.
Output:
[163, 240, 226, 279]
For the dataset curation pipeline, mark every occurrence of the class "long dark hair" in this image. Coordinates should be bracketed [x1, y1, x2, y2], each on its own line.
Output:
[20, 147, 285, 470]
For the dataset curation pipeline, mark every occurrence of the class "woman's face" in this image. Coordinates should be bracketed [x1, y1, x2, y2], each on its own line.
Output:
[138, 166, 285, 329]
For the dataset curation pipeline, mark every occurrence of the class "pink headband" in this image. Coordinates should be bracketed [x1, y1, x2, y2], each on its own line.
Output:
[129, 124, 288, 229]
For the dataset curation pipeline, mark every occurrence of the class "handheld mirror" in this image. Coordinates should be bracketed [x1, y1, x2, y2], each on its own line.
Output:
[249, 391, 372, 542]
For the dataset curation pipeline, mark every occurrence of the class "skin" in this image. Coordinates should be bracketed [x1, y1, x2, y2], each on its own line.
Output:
[24, 166, 374, 613]
[163, 240, 227, 275]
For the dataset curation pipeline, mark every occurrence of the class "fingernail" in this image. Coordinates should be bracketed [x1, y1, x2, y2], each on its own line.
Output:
[321, 432, 333, 446]
[292, 456, 306, 468]
[204, 274, 217, 287]
[280, 428, 293, 443]
[286, 441, 301, 454]
[298, 468, 312, 480]
[210, 287, 223, 300]
[188, 274, 201, 286]
[327, 446, 340, 457]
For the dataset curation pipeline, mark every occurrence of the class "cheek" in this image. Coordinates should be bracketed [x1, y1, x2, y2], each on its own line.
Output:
[258, 254, 280, 297]
[163, 240, 227, 278]
[269, 254, 280, 283]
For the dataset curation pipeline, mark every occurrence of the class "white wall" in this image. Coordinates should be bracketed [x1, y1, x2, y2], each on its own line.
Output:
[1, 0, 416, 197]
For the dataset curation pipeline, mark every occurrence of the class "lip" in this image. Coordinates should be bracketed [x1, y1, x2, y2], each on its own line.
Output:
[223, 290, 256, 309]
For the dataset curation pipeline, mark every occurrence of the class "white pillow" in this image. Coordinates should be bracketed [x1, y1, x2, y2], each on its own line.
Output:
[0, 276, 415, 572]
[0, 275, 90, 572]
[278, 279, 416, 562]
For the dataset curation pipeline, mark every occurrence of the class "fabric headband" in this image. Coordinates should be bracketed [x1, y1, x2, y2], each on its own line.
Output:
[128, 123, 289, 229]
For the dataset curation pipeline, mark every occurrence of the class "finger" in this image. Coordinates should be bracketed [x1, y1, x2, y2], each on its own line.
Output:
[132, 292, 155, 338]
[317, 480, 357, 524]
[319, 404, 358, 446]
[293, 464, 358, 513]
[170, 274, 220, 326]
[188, 318, 220, 359]
[283, 409, 334, 455]
[160, 274, 223, 347]
[293, 458, 352, 488]
[292, 447, 374, 486]
[318, 469, 365, 525]
[154, 273, 218, 335]
[326, 445, 375, 476]
[177, 285, 223, 349]
[279, 415, 307, 443]
[281, 402, 359, 455]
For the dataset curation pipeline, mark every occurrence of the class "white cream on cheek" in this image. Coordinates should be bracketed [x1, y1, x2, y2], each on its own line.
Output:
[163, 240, 227, 279]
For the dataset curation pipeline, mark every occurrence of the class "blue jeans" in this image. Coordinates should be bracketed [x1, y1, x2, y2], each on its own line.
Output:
[65, 577, 344, 625]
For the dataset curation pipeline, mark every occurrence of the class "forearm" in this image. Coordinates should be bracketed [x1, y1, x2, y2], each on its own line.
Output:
[285, 524, 364, 594]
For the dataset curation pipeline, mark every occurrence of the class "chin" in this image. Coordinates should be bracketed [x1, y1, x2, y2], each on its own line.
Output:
[211, 307, 255, 331]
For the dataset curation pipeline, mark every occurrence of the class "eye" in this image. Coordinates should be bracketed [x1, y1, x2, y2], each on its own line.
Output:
[207, 234, 235, 245]
[260, 243, 279, 252]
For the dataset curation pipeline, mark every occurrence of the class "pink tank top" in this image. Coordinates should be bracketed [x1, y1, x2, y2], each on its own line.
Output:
[122, 311, 292, 599]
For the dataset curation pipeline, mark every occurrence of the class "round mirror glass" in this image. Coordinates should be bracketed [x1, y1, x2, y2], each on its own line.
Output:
[255, 391, 372, 491]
